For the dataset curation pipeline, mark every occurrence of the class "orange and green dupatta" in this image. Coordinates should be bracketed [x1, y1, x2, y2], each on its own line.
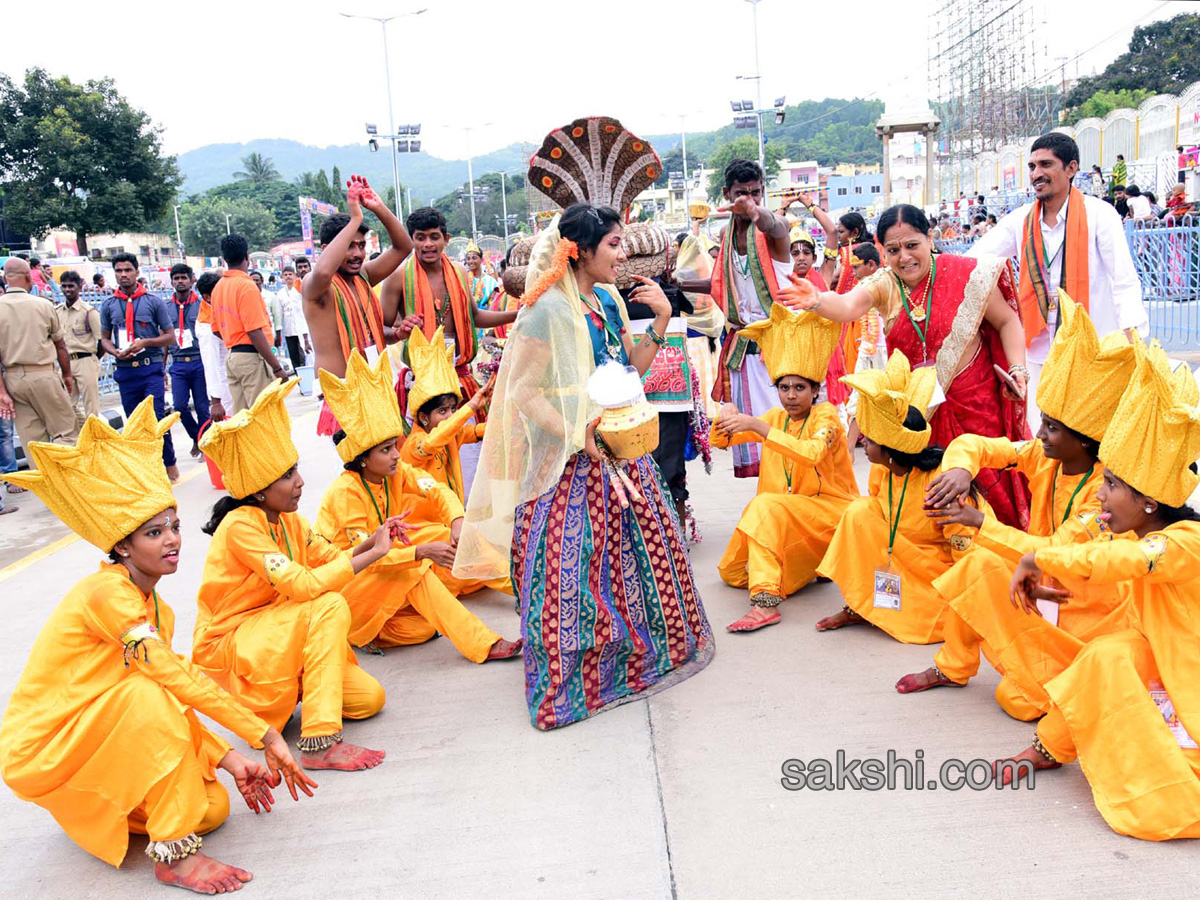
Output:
[1017, 186, 1090, 346]
[399, 254, 477, 366]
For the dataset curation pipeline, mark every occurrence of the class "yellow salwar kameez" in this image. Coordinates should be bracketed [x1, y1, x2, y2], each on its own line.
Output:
[930, 436, 1133, 718]
[400, 405, 512, 597]
[1035, 522, 1200, 841]
[314, 468, 499, 661]
[0, 564, 270, 866]
[817, 465, 985, 644]
[193, 507, 385, 744]
[714, 403, 859, 600]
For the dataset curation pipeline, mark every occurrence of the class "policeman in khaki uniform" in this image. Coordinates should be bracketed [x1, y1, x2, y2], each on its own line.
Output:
[0, 259, 79, 455]
[55, 271, 103, 427]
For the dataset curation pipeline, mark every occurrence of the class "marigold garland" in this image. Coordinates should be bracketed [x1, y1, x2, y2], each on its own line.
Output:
[522, 238, 579, 306]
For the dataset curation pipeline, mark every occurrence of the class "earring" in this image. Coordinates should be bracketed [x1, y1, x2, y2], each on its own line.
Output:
[1145, 506, 1154, 514]
[121, 552, 130, 558]
[257, 494, 266, 502]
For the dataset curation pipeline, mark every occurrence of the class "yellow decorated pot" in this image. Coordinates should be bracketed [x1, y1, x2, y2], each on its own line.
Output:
[597, 400, 660, 460]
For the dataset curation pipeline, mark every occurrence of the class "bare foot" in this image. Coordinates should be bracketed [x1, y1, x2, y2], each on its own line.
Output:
[0, 506, 17, 516]
[166, 464, 181, 483]
[815, 607, 866, 631]
[301, 741, 385, 771]
[896, 666, 966, 694]
[726, 607, 781, 632]
[486, 638, 523, 660]
[992, 746, 1061, 786]
[155, 851, 253, 894]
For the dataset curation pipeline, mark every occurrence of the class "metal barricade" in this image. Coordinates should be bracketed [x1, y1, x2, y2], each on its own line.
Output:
[1130, 215, 1200, 351]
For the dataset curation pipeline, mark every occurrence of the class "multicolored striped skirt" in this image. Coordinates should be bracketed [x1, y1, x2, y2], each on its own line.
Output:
[512, 453, 714, 730]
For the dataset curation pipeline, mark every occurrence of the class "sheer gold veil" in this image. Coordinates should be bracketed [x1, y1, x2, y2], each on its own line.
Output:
[452, 216, 629, 580]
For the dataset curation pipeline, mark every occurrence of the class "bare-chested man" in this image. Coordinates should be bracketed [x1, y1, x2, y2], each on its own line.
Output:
[381, 207, 518, 404]
[302, 175, 413, 383]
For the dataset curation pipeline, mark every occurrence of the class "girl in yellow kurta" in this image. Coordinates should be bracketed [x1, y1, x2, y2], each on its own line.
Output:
[815, 351, 985, 644]
[897, 294, 1137, 717]
[312, 351, 519, 661]
[0, 400, 315, 893]
[710, 304, 858, 632]
[400, 325, 511, 597]
[994, 339, 1200, 841]
[197, 378, 400, 773]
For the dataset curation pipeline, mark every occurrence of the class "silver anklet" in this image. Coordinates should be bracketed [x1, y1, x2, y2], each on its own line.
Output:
[146, 833, 202, 865]
[298, 731, 344, 753]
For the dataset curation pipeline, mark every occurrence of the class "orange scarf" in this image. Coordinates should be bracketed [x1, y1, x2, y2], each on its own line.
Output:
[399, 254, 476, 366]
[331, 273, 386, 360]
[1018, 186, 1089, 346]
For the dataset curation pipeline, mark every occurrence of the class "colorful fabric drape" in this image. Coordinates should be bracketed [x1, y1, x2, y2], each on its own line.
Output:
[512, 454, 714, 729]
[331, 273, 386, 360]
[1017, 186, 1091, 346]
[399, 254, 478, 368]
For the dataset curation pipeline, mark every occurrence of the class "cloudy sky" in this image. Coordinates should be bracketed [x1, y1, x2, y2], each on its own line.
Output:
[2, 0, 1185, 159]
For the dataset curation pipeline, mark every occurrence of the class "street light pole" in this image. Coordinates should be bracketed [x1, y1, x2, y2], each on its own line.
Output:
[500, 173, 509, 244]
[172, 205, 184, 258]
[679, 115, 691, 214]
[341, 9, 427, 218]
[224, 213, 231, 236]
[746, 0, 765, 170]
[462, 122, 493, 240]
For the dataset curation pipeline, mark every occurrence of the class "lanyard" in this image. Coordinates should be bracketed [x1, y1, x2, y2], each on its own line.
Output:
[781, 414, 810, 492]
[268, 521, 294, 560]
[1051, 463, 1094, 524]
[150, 589, 162, 631]
[887, 472, 911, 561]
[358, 473, 391, 526]
[895, 257, 937, 348]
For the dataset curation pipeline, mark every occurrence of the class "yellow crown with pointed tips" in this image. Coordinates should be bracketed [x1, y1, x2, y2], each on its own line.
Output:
[1036, 290, 1137, 442]
[407, 325, 461, 416]
[465, 239, 481, 256]
[319, 350, 405, 463]
[1, 398, 179, 551]
[200, 378, 299, 499]
[1100, 337, 1200, 507]
[738, 303, 841, 385]
[789, 224, 815, 248]
[842, 350, 938, 454]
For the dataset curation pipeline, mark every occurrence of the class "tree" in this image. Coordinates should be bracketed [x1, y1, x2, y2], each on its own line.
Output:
[1064, 13, 1200, 110]
[200, 180, 304, 240]
[180, 196, 276, 257]
[432, 172, 528, 238]
[1062, 88, 1153, 125]
[232, 152, 280, 184]
[705, 136, 785, 202]
[0, 68, 181, 254]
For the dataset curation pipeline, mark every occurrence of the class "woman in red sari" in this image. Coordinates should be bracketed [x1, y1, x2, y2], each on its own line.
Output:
[782, 204, 1031, 527]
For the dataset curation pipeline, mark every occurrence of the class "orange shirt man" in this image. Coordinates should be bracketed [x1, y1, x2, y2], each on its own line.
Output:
[210, 234, 282, 412]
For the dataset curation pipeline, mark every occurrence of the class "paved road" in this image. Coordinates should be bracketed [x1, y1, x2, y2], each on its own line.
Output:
[0, 394, 1194, 898]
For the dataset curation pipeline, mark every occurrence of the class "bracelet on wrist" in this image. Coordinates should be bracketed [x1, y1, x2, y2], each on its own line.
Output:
[644, 325, 668, 348]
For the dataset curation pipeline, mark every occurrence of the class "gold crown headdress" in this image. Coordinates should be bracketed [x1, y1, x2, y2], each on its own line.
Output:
[842, 350, 938, 453]
[319, 351, 405, 463]
[465, 239, 481, 257]
[1, 398, 179, 551]
[1036, 290, 1137, 442]
[407, 325, 461, 416]
[789, 224, 815, 248]
[1100, 337, 1200, 507]
[738, 303, 841, 385]
[199, 378, 299, 499]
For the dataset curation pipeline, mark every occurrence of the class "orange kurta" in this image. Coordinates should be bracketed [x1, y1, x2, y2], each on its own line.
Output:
[399, 404, 484, 503]
[1035, 522, 1200, 841]
[193, 507, 384, 737]
[314, 468, 499, 661]
[817, 465, 985, 643]
[931, 436, 1132, 717]
[713, 404, 859, 598]
[0, 564, 269, 866]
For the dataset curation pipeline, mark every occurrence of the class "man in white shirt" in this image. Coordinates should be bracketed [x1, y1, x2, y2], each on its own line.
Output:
[277, 266, 311, 371]
[969, 132, 1146, 434]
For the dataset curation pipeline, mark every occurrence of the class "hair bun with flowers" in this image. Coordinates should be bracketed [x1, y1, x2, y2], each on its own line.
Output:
[523, 237, 578, 306]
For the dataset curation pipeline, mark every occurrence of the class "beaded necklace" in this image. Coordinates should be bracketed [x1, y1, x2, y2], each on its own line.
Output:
[894, 257, 937, 351]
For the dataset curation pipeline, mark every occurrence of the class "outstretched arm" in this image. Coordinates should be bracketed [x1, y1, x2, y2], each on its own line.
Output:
[304, 189, 365, 305]
[474, 305, 518, 329]
[778, 273, 877, 322]
[357, 176, 415, 290]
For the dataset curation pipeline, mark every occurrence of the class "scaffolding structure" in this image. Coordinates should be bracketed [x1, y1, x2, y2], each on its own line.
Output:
[927, 0, 1057, 200]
